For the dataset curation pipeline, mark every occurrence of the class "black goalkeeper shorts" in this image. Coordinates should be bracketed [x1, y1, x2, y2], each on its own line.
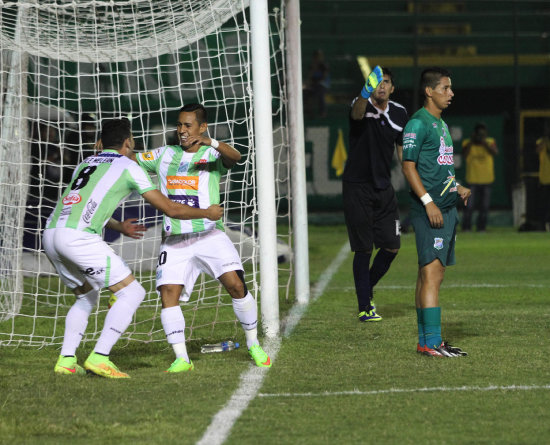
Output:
[342, 181, 401, 252]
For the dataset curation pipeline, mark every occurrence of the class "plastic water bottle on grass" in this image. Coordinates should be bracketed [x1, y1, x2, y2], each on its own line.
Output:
[201, 340, 240, 353]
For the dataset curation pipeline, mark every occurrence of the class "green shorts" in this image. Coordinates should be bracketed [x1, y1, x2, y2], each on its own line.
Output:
[410, 207, 458, 267]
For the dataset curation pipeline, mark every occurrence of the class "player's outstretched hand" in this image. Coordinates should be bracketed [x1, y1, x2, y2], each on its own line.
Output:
[361, 65, 383, 99]
[120, 218, 147, 239]
[206, 204, 223, 221]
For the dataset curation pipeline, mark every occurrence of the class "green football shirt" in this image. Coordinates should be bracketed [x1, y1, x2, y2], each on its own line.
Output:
[136, 144, 226, 235]
[402, 107, 458, 212]
[46, 150, 156, 234]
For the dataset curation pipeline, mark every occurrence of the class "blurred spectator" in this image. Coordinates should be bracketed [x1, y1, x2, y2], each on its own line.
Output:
[461, 122, 498, 232]
[304, 49, 330, 118]
[535, 124, 550, 231]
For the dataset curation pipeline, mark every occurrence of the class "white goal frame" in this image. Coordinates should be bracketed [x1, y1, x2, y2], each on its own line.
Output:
[0, 0, 309, 344]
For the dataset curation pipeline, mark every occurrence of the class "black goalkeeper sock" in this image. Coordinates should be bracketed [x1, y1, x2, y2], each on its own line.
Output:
[353, 251, 372, 312]
[369, 249, 397, 288]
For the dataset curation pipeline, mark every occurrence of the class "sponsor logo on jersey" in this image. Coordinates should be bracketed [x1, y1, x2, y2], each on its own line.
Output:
[437, 137, 454, 165]
[82, 199, 98, 223]
[169, 194, 199, 208]
[62, 193, 82, 205]
[166, 176, 198, 190]
[434, 238, 444, 250]
[194, 159, 208, 164]
[403, 132, 417, 150]
[142, 151, 155, 161]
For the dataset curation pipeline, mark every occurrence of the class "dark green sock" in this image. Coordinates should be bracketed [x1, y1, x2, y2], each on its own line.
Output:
[422, 307, 442, 349]
[416, 308, 425, 347]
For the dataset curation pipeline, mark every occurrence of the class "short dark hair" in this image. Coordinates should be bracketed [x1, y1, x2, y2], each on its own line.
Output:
[179, 103, 207, 124]
[101, 118, 131, 149]
[420, 67, 452, 95]
[382, 67, 395, 85]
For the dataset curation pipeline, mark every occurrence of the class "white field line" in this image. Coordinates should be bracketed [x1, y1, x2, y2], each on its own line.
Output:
[258, 384, 550, 398]
[196, 242, 351, 445]
[338, 283, 549, 291]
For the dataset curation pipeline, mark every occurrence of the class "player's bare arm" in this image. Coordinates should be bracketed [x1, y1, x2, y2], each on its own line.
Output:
[217, 141, 241, 168]
[396, 144, 403, 163]
[184, 134, 241, 168]
[106, 218, 147, 239]
[142, 189, 223, 220]
[350, 96, 369, 121]
[402, 160, 444, 228]
[457, 184, 471, 206]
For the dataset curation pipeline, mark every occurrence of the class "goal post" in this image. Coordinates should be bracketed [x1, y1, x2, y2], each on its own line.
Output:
[0, 0, 308, 346]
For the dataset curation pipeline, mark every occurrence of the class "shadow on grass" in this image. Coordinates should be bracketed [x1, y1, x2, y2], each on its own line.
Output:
[444, 320, 480, 341]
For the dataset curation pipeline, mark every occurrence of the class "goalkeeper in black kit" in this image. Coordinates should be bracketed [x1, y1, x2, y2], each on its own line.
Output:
[342, 66, 408, 322]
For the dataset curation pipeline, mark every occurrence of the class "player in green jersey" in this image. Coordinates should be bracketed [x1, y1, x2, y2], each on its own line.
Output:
[134, 104, 272, 371]
[45, 118, 222, 378]
[402, 68, 471, 358]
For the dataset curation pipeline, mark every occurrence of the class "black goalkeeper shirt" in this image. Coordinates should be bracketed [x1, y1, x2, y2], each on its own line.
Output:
[343, 98, 408, 189]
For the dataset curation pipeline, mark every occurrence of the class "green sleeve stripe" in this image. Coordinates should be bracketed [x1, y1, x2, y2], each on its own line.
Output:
[105, 255, 111, 288]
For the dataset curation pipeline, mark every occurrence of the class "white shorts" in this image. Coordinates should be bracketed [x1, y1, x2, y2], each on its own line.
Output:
[43, 228, 132, 290]
[156, 228, 243, 301]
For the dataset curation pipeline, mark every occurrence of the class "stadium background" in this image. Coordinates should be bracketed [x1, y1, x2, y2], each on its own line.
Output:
[298, 0, 550, 230]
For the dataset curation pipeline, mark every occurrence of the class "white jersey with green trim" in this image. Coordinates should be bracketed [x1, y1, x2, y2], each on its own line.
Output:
[46, 150, 156, 234]
[136, 144, 226, 235]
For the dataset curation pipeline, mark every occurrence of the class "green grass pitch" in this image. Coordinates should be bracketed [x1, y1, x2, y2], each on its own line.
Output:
[1, 226, 549, 444]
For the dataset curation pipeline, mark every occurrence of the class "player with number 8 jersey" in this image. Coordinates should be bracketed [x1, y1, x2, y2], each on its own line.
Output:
[44, 118, 222, 379]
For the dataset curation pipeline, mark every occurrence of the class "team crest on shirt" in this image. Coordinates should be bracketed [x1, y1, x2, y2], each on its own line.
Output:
[142, 151, 155, 161]
[177, 162, 190, 173]
[434, 238, 444, 250]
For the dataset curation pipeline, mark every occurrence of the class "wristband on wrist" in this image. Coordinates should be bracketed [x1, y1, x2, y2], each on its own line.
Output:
[210, 138, 219, 149]
[420, 193, 433, 206]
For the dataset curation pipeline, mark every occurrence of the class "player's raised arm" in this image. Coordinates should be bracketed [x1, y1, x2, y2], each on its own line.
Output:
[209, 138, 241, 168]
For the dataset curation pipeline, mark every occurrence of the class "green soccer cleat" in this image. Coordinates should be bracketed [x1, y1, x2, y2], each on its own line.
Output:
[248, 344, 272, 368]
[54, 355, 86, 376]
[165, 358, 195, 373]
[84, 352, 130, 378]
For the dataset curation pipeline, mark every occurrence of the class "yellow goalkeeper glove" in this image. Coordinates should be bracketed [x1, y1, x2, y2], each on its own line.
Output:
[360, 65, 383, 99]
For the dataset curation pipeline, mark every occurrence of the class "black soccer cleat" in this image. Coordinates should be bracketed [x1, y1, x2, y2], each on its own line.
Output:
[423, 341, 465, 357]
[442, 341, 468, 356]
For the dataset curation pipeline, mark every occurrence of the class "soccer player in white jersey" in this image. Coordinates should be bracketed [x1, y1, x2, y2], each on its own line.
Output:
[44, 118, 222, 378]
[135, 103, 272, 372]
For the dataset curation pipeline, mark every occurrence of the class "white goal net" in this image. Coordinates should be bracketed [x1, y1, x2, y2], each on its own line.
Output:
[0, 0, 293, 346]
